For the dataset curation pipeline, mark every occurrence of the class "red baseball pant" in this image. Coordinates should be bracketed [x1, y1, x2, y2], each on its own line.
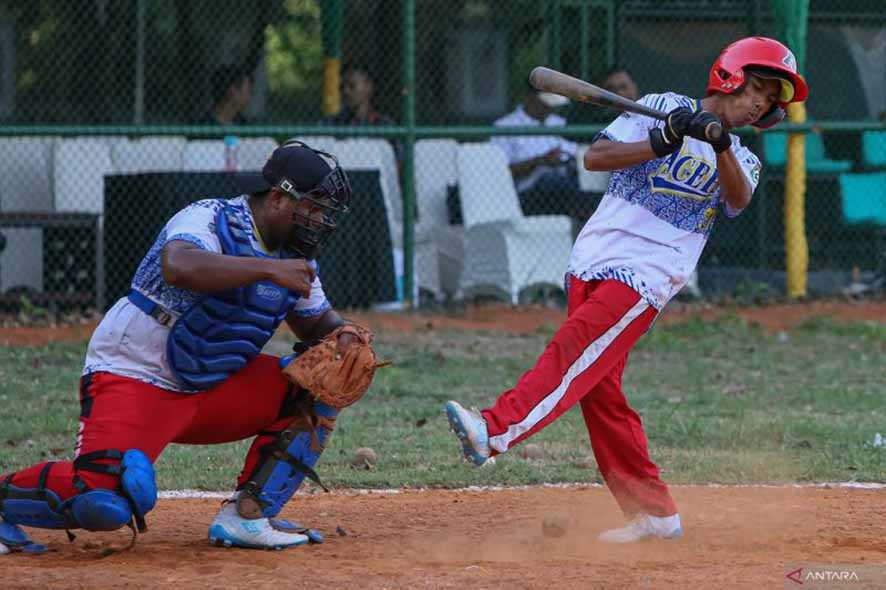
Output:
[3, 355, 294, 502]
[481, 277, 677, 517]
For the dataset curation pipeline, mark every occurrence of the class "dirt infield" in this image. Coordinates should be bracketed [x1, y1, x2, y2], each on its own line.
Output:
[2, 300, 885, 346]
[4, 486, 885, 589]
[3, 302, 884, 588]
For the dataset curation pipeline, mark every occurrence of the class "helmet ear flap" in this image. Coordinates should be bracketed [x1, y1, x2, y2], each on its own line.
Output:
[753, 105, 786, 129]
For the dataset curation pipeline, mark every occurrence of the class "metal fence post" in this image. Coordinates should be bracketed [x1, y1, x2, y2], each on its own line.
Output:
[401, 0, 416, 307]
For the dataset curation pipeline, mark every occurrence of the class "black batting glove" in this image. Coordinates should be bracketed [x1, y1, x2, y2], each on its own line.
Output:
[687, 111, 732, 153]
[648, 107, 692, 157]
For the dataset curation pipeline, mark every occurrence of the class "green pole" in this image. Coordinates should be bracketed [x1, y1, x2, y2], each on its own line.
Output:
[401, 0, 416, 306]
[748, 0, 762, 35]
[606, 0, 615, 69]
[579, 3, 590, 81]
[772, 0, 807, 71]
[549, 0, 562, 70]
[772, 0, 809, 298]
[320, 0, 344, 116]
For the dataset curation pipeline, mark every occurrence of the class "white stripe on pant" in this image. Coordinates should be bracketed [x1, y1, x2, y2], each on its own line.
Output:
[488, 297, 649, 452]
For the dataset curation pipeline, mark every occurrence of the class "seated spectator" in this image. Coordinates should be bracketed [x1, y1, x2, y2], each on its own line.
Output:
[324, 64, 401, 162]
[577, 67, 642, 190]
[202, 65, 252, 125]
[601, 67, 640, 101]
[325, 64, 396, 127]
[492, 86, 587, 219]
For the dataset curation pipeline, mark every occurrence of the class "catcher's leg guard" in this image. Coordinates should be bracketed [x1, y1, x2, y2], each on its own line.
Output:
[0, 449, 157, 539]
[0, 519, 47, 554]
[236, 398, 338, 520]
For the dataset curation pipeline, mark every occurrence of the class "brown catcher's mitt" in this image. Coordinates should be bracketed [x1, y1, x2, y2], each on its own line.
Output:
[282, 324, 389, 409]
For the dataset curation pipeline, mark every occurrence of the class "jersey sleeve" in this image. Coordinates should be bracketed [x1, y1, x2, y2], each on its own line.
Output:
[163, 200, 222, 253]
[722, 142, 763, 218]
[598, 94, 669, 143]
[290, 261, 331, 318]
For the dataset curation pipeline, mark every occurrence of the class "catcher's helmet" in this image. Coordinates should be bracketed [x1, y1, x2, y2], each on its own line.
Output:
[259, 140, 352, 259]
[707, 36, 808, 129]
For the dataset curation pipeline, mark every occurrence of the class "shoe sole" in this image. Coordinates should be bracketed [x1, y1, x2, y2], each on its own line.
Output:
[598, 527, 683, 544]
[445, 402, 488, 466]
[208, 524, 309, 551]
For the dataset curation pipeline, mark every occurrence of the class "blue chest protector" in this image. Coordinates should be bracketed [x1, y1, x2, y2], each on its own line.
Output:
[167, 206, 300, 391]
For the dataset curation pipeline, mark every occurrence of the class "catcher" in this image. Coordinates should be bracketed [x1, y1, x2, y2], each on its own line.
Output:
[0, 140, 385, 553]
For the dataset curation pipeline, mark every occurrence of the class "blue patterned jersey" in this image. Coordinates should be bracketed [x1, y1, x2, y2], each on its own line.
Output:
[84, 196, 331, 391]
[567, 93, 762, 309]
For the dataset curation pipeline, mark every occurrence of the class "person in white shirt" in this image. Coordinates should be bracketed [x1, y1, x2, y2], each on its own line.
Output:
[492, 86, 587, 218]
[445, 37, 808, 544]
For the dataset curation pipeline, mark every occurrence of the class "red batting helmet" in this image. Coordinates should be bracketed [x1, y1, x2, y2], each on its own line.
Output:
[708, 37, 809, 128]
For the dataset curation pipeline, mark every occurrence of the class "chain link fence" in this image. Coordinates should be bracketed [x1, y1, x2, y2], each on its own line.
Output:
[0, 0, 883, 313]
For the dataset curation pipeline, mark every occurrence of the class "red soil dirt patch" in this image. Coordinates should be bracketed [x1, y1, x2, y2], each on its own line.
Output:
[0, 321, 98, 347]
[2, 300, 883, 347]
[5, 486, 884, 589]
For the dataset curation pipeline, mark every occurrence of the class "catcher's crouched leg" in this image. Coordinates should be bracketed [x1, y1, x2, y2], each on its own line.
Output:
[208, 324, 385, 551]
[0, 449, 157, 554]
[208, 393, 336, 550]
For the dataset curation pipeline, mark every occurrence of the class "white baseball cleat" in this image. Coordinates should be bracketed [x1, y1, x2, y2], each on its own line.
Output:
[597, 513, 683, 544]
[445, 401, 491, 466]
[208, 498, 310, 550]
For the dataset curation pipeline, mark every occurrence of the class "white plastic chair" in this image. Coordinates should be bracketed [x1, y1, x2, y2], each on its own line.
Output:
[0, 137, 55, 294]
[375, 139, 409, 299]
[237, 137, 278, 171]
[336, 139, 403, 236]
[53, 139, 114, 214]
[575, 144, 611, 192]
[0, 228, 43, 294]
[415, 139, 463, 300]
[0, 137, 55, 213]
[112, 136, 186, 174]
[456, 142, 573, 303]
[334, 139, 406, 304]
[182, 140, 226, 171]
[72, 135, 127, 150]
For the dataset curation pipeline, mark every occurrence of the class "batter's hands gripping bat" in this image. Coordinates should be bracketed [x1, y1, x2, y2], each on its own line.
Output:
[529, 66, 723, 143]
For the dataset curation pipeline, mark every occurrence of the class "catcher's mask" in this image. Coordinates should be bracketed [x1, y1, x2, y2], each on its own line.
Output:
[260, 139, 352, 258]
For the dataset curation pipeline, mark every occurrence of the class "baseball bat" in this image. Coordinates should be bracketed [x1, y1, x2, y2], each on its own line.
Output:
[529, 66, 723, 143]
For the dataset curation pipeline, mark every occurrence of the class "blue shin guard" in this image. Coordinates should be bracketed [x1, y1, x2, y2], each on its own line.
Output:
[0, 520, 48, 553]
[236, 399, 338, 521]
[0, 449, 157, 541]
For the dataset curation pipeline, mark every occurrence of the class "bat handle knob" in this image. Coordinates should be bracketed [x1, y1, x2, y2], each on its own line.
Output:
[705, 122, 724, 143]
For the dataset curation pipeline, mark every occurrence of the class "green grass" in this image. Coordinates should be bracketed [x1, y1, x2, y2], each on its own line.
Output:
[1, 316, 884, 490]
